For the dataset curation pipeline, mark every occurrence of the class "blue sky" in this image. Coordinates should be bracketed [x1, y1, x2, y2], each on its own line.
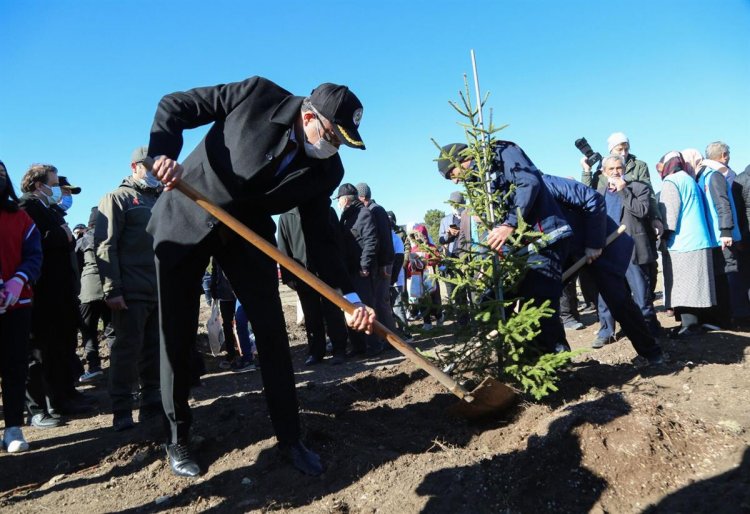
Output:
[2, 0, 749, 228]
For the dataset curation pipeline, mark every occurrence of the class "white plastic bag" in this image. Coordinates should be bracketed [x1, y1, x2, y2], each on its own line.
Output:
[207, 301, 225, 356]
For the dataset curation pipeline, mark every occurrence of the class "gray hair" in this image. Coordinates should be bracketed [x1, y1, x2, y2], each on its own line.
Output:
[705, 141, 730, 160]
[602, 154, 625, 169]
[340, 194, 357, 207]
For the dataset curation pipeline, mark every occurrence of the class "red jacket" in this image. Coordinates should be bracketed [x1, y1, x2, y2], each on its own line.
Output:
[0, 209, 42, 310]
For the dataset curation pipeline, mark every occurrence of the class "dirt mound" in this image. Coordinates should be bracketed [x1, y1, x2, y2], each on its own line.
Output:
[2, 294, 750, 513]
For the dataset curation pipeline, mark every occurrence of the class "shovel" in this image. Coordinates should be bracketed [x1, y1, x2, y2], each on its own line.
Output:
[176, 181, 516, 419]
[562, 224, 627, 283]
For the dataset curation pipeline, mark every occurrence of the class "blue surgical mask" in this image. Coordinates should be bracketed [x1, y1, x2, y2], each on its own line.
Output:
[59, 195, 73, 211]
[45, 185, 62, 204]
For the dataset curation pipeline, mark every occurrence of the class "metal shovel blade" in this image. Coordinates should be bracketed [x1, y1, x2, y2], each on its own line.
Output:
[447, 377, 518, 420]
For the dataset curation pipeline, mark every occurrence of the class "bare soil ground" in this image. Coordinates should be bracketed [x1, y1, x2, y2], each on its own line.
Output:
[1, 286, 749, 513]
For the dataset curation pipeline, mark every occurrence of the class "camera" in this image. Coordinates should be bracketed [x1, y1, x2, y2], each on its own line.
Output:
[574, 137, 602, 168]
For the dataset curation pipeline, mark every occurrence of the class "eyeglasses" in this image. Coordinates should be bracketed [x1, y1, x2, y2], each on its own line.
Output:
[311, 108, 341, 146]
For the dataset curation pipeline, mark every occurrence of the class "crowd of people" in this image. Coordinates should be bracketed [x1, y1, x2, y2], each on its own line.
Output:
[0, 74, 747, 484]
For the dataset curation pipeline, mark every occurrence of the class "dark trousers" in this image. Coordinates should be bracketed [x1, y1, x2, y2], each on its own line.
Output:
[296, 283, 348, 359]
[559, 278, 580, 324]
[372, 271, 398, 335]
[598, 262, 658, 338]
[349, 273, 379, 352]
[79, 300, 113, 371]
[109, 300, 161, 412]
[590, 267, 661, 359]
[578, 268, 598, 306]
[218, 300, 238, 359]
[26, 298, 78, 414]
[157, 227, 299, 445]
[1, 308, 31, 427]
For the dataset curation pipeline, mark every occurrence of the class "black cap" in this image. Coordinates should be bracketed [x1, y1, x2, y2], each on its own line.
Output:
[437, 143, 469, 179]
[334, 183, 359, 199]
[59, 176, 81, 194]
[310, 83, 365, 150]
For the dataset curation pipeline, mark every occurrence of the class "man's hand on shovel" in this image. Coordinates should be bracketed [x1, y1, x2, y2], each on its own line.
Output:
[153, 156, 184, 191]
[345, 304, 377, 335]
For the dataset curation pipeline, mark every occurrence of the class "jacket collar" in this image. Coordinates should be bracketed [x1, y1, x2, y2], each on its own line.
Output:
[269, 95, 304, 158]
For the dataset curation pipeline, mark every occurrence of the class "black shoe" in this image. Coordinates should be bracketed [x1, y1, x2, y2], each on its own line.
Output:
[345, 348, 366, 359]
[366, 344, 384, 358]
[278, 441, 323, 476]
[30, 413, 62, 428]
[668, 325, 703, 339]
[304, 355, 322, 366]
[113, 410, 135, 432]
[329, 354, 345, 365]
[165, 442, 201, 477]
[647, 353, 666, 366]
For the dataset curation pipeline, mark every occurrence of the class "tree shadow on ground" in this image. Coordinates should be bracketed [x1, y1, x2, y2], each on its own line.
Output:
[643, 446, 750, 513]
[414, 393, 631, 513]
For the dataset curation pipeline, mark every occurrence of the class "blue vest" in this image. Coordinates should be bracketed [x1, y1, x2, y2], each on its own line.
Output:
[664, 171, 713, 253]
[697, 168, 742, 245]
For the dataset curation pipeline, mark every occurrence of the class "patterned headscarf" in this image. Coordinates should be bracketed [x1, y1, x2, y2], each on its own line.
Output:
[657, 151, 688, 180]
[680, 148, 703, 178]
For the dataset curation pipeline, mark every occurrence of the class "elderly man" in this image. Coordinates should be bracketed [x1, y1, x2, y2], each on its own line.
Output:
[146, 78, 374, 478]
[336, 183, 381, 356]
[96, 147, 162, 432]
[355, 183, 397, 343]
[698, 141, 750, 328]
[437, 141, 572, 353]
[592, 155, 661, 347]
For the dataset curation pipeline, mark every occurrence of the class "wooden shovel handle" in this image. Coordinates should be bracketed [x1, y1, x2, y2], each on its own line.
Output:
[175, 181, 474, 401]
[561, 224, 627, 283]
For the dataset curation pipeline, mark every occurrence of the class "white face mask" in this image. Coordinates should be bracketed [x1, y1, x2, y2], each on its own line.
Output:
[304, 118, 339, 160]
[138, 171, 161, 189]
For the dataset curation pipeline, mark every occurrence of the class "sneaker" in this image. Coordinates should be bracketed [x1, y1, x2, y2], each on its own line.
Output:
[231, 358, 257, 373]
[113, 410, 135, 432]
[591, 335, 615, 349]
[563, 321, 584, 331]
[79, 369, 104, 383]
[436, 314, 445, 327]
[422, 323, 433, 331]
[3, 427, 29, 453]
[29, 413, 62, 428]
[218, 360, 232, 370]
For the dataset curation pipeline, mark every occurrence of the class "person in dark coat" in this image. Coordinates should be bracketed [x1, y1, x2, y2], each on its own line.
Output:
[355, 183, 398, 342]
[76, 207, 114, 383]
[593, 155, 661, 345]
[438, 141, 572, 353]
[145, 77, 374, 478]
[542, 175, 664, 364]
[19, 164, 94, 428]
[335, 183, 381, 356]
[278, 207, 349, 365]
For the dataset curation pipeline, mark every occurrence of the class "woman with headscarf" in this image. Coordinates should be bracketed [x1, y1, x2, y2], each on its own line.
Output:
[0, 161, 42, 452]
[657, 151, 716, 337]
[406, 223, 443, 330]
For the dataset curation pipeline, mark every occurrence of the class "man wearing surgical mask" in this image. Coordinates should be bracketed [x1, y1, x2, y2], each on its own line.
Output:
[20, 164, 93, 427]
[144, 78, 373, 478]
[94, 147, 163, 434]
[57, 176, 82, 213]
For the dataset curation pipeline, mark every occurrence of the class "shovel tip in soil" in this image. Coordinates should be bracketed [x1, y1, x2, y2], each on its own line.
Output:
[447, 377, 518, 420]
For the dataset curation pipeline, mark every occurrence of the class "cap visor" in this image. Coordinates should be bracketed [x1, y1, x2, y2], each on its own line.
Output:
[64, 186, 82, 194]
[333, 124, 365, 150]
